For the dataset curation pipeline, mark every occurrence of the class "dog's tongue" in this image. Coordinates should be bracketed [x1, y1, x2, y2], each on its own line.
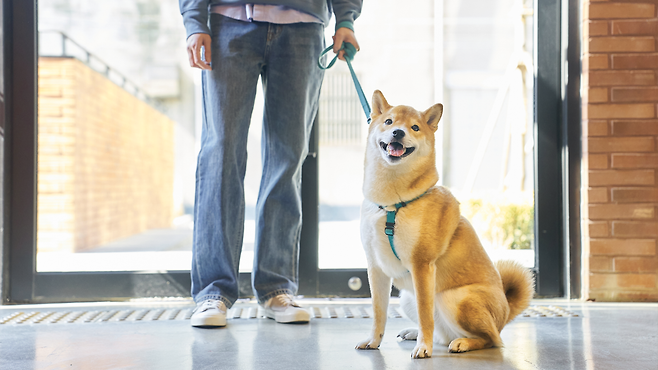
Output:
[387, 142, 405, 157]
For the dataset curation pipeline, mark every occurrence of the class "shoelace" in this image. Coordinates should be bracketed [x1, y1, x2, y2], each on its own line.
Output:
[273, 294, 300, 308]
[195, 299, 223, 313]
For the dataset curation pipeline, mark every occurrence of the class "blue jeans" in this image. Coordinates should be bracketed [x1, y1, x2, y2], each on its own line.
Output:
[191, 14, 325, 308]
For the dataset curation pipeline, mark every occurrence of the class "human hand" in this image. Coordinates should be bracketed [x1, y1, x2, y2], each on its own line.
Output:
[332, 27, 360, 61]
[186, 33, 212, 70]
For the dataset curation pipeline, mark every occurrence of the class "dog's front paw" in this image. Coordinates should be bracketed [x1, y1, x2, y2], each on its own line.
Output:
[411, 342, 432, 359]
[355, 337, 382, 350]
[397, 328, 418, 341]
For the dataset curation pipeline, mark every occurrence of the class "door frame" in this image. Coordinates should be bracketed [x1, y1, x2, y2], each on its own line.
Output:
[1, 0, 573, 304]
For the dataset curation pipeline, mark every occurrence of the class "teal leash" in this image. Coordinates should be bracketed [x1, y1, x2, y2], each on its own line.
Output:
[318, 42, 372, 124]
[318, 43, 428, 261]
[378, 191, 429, 261]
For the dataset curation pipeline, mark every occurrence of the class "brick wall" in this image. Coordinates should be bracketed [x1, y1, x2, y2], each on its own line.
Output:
[38, 57, 175, 253]
[583, 0, 658, 301]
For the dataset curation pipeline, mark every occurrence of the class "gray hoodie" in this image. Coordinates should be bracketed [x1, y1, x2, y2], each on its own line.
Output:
[179, 0, 362, 39]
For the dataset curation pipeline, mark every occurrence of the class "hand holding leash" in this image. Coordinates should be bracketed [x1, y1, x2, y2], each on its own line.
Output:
[318, 40, 372, 124]
[332, 27, 360, 61]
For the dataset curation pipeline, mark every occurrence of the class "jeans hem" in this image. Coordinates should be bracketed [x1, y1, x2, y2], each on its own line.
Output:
[258, 288, 294, 306]
[195, 294, 235, 309]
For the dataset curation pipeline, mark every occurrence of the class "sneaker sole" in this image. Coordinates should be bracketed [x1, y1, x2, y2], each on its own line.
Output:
[191, 316, 227, 327]
[262, 309, 310, 324]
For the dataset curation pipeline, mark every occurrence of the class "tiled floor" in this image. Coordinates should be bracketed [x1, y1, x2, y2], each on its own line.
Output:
[0, 299, 656, 370]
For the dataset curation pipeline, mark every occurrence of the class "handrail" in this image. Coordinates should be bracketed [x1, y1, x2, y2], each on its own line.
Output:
[38, 30, 159, 108]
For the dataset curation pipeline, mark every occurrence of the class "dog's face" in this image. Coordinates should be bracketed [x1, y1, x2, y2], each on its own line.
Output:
[368, 90, 443, 166]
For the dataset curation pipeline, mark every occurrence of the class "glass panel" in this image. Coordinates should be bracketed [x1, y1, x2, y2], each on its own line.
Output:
[318, 0, 535, 269]
[37, 1, 264, 273]
[37, 2, 227, 272]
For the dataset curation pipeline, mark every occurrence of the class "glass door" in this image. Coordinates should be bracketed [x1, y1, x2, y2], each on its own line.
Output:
[2, 0, 567, 303]
[36, 2, 196, 273]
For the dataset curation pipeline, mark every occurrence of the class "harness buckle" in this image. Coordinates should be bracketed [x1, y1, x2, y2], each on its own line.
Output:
[384, 222, 395, 236]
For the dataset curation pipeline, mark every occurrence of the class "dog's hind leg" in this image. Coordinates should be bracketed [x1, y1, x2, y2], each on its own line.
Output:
[397, 289, 419, 340]
[398, 290, 453, 346]
[441, 287, 504, 353]
[449, 337, 495, 353]
[433, 314, 453, 346]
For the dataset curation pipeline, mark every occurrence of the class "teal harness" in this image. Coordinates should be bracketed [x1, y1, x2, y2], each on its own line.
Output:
[377, 191, 428, 260]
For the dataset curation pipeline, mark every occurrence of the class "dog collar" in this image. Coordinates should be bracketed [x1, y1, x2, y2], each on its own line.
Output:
[377, 190, 430, 260]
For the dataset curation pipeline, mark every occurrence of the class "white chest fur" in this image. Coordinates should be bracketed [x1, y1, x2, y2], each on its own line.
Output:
[360, 200, 421, 279]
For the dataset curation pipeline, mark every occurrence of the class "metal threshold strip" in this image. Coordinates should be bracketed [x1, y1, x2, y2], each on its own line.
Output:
[0, 300, 577, 325]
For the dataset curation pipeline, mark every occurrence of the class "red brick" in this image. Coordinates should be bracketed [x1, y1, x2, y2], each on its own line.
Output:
[588, 104, 655, 119]
[612, 87, 658, 102]
[591, 256, 613, 271]
[589, 87, 609, 103]
[613, 221, 658, 237]
[612, 54, 658, 69]
[589, 154, 609, 169]
[589, 187, 610, 203]
[589, 221, 610, 237]
[589, 238, 656, 255]
[589, 203, 655, 219]
[589, 169, 655, 185]
[590, 3, 655, 19]
[589, 20, 609, 36]
[589, 137, 655, 152]
[614, 257, 658, 272]
[618, 273, 656, 288]
[612, 154, 658, 169]
[589, 37, 656, 52]
[590, 71, 655, 86]
[611, 19, 658, 35]
[588, 54, 610, 70]
[612, 187, 658, 202]
[612, 120, 658, 135]
[588, 120, 609, 136]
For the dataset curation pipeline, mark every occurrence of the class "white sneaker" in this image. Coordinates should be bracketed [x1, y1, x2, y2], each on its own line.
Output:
[261, 294, 310, 323]
[191, 299, 227, 327]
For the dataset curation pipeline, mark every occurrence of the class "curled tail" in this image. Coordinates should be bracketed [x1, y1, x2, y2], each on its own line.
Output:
[495, 260, 535, 323]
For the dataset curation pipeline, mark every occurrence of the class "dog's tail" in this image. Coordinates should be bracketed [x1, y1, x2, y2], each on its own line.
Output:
[495, 260, 535, 324]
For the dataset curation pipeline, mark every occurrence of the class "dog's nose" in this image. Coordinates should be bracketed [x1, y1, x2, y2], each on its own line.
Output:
[392, 129, 405, 138]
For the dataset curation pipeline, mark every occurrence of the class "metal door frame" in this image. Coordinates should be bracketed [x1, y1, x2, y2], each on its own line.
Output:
[1, 0, 575, 304]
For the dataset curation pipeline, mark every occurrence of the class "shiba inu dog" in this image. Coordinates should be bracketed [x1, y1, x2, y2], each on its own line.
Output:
[356, 90, 534, 359]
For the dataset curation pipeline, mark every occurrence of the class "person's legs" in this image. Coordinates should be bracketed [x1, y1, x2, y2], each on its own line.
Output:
[191, 14, 267, 309]
[251, 22, 325, 304]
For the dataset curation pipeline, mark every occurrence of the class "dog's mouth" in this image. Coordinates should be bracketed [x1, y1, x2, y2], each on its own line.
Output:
[379, 141, 415, 159]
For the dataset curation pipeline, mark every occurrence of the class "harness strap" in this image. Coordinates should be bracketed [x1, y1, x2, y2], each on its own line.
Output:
[384, 211, 398, 259]
[318, 42, 372, 124]
[378, 191, 429, 260]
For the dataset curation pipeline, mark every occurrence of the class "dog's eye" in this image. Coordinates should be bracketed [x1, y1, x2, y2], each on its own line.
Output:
[385, 119, 392, 125]
[411, 125, 420, 132]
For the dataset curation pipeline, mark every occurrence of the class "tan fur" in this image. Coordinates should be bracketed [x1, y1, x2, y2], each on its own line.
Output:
[355, 91, 535, 359]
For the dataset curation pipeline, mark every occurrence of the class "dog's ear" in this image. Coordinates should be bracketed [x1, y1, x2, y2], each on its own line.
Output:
[371, 90, 391, 119]
[422, 103, 443, 132]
